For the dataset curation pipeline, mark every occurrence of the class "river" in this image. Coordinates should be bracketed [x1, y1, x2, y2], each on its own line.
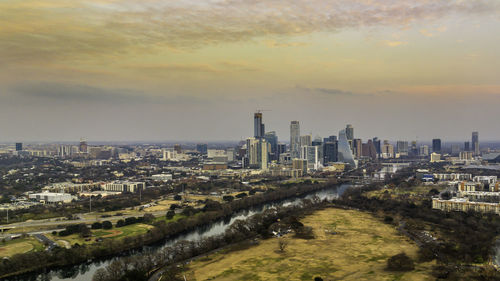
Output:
[10, 183, 353, 281]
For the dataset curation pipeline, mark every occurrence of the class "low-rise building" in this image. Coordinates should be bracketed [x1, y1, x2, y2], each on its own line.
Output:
[432, 198, 500, 215]
[29, 192, 72, 203]
[102, 181, 146, 193]
[151, 174, 173, 181]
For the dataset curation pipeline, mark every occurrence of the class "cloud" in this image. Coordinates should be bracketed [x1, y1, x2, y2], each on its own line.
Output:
[264, 40, 309, 48]
[384, 40, 408, 47]
[419, 29, 434, 37]
[297, 86, 400, 97]
[1, 0, 498, 64]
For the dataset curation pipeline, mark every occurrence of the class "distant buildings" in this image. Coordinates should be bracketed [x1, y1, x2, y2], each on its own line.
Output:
[396, 141, 409, 156]
[432, 139, 441, 153]
[381, 140, 394, 159]
[79, 138, 88, 153]
[419, 145, 429, 156]
[196, 144, 208, 154]
[430, 152, 441, 163]
[102, 181, 145, 193]
[15, 143, 22, 151]
[29, 192, 72, 204]
[290, 121, 301, 159]
[472, 131, 479, 156]
[254, 112, 265, 139]
[337, 129, 356, 168]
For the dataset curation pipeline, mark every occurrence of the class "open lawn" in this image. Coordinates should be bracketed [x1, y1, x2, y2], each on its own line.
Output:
[47, 223, 154, 246]
[0, 237, 44, 257]
[184, 208, 435, 281]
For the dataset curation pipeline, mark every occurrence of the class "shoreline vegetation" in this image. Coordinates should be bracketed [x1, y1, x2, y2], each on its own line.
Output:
[0, 179, 341, 279]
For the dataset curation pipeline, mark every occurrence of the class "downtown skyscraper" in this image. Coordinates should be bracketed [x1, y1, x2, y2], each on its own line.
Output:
[290, 121, 300, 159]
[472, 131, 479, 156]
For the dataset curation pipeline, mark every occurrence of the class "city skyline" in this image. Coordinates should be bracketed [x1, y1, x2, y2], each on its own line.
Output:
[1, 0, 500, 141]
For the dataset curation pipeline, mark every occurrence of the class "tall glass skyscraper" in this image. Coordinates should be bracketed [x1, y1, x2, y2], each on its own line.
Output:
[338, 129, 356, 168]
[290, 121, 300, 159]
[472, 131, 479, 155]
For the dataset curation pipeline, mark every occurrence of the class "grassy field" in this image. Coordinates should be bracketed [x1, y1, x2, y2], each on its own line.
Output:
[183, 208, 435, 281]
[47, 223, 154, 246]
[0, 237, 45, 257]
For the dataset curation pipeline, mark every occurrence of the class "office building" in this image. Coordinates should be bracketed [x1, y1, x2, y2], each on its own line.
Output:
[372, 137, 381, 156]
[419, 145, 429, 156]
[196, 144, 208, 154]
[292, 159, 308, 175]
[381, 140, 394, 159]
[290, 121, 301, 159]
[432, 139, 442, 153]
[174, 144, 182, 154]
[300, 135, 312, 147]
[430, 152, 441, 163]
[451, 144, 461, 156]
[464, 141, 470, 152]
[460, 151, 474, 160]
[264, 131, 278, 160]
[337, 129, 356, 167]
[103, 181, 146, 193]
[396, 141, 409, 156]
[472, 131, 479, 156]
[29, 192, 72, 204]
[79, 138, 88, 153]
[246, 137, 268, 170]
[362, 140, 377, 160]
[254, 112, 265, 139]
[324, 141, 338, 163]
[353, 138, 362, 158]
[15, 143, 22, 151]
[346, 124, 354, 150]
[301, 145, 321, 170]
[277, 143, 286, 161]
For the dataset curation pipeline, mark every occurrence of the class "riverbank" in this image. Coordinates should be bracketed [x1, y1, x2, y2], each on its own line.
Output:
[182, 207, 435, 281]
[1, 180, 345, 280]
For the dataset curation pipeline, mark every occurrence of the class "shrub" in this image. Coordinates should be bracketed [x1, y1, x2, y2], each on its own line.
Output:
[387, 252, 414, 271]
[173, 195, 182, 201]
[166, 210, 175, 220]
[91, 222, 103, 229]
[102, 221, 112, 229]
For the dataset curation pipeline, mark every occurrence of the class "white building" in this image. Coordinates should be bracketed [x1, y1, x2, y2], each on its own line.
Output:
[102, 181, 146, 193]
[151, 174, 173, 181]
[29, 192, 72, 203]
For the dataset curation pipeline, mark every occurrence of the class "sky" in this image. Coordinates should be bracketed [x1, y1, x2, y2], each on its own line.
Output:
[1, 0, 500, 142]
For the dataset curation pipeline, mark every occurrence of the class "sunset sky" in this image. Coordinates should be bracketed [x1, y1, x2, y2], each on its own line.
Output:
[1, 0, 500, 142]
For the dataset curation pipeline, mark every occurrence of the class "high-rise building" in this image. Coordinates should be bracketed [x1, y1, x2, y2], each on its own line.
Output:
[353, 138, 362, 158]
[246, 137, 268, 170]
[264, 131, 278, 161]
[300, 135, 312, 147]
[301, 145, 320, 170]
[419, 145, 429, 156]
[410, 141, 418, 156]
[79, 138, 88, 153]
[254, 113, 265, 139]
[174, 144, 182, 154]
[292, 158, 308, 175]
[362, 140, 377, 160]
[324, 141, 338, 163]
[396, 141, 409, 156]
[381, 140, 394, 159]
[346, 124, 354, 150]
[451, 144, 461, 156]
[196, 144, 208, 154]
[464, 141, 470, 152]
[277, 143, 286, 161]
[372, 137, 381, 156]
[15, 142, 22, 151]
[337, 129, 356, 167]
[432, 139, 442, 153]
[472, 131, 479, 156]
[290, 121, 300, 159]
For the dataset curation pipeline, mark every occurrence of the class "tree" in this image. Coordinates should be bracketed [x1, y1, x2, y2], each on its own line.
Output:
[166, 210, 175, 220]
[91, 222, 103, 229]
[79, 224, 91, 238]
[102, 221, 112, 229]
[235, 192, 247, 199]
[173, 194, 182, 201]
[143, 213, 155, 223]
[222, 195, 234, 202]
[387, 252, 414, 271]
[116, 219, 125, 227]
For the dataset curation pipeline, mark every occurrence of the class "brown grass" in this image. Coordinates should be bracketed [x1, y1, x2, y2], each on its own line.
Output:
[184, 208, 435, 281]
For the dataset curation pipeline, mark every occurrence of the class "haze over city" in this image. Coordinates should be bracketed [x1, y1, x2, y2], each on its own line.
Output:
[1, 0, 500, 142]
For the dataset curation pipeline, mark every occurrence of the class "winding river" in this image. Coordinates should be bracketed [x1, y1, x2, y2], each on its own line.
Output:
[10, 183, 353, 281]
